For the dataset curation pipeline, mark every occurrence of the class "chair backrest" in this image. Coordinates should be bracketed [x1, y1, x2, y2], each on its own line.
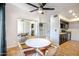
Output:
[45, 45, 58, 56]
[17, 42, 25, 56]
[17, 42, 35, 56]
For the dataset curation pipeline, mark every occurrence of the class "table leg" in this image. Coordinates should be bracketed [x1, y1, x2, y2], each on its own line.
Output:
[35, 48, 44, 56]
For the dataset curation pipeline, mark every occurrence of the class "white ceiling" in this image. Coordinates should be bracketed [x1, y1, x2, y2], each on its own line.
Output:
[11, 3, 79, 22]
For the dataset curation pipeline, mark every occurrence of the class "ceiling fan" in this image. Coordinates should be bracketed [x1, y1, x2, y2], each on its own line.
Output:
[26, 3, 55, 14]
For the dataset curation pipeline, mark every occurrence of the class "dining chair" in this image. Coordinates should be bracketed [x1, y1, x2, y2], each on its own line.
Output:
[18, 42, 35, 56]
[31, 45, 58, 56]
[45, 45, 59, 56]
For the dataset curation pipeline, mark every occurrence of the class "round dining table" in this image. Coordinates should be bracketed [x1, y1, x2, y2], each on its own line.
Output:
[25, 38, 51, 56]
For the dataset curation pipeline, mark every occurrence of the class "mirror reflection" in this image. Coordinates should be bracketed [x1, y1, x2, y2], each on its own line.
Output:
[17, 19, 47, 42]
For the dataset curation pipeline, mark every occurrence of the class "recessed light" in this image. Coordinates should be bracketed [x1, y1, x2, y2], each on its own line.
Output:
[72, 13, 76, 16]
[69, 10, 73, 13]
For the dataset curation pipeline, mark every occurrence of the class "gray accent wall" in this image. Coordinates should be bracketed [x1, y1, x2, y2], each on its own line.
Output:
[69, 21, 79, 41]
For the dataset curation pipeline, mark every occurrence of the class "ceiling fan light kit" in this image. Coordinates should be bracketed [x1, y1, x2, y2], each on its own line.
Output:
[38, 10, 43, 13]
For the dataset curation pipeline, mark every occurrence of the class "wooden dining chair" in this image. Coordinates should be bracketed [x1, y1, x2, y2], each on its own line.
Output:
[45, 45, 59, 56]
[31, 45, 58, 56]
[18, 42, 35, 56]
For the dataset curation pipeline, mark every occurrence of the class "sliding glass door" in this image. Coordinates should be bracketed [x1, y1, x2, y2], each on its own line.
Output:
[0, 3, 6, 56]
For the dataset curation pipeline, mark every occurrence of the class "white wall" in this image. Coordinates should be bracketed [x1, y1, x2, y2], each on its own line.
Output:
[5, 3, 57, 48]
[69, 21, 79, 41]
[5, 4, 39, 48]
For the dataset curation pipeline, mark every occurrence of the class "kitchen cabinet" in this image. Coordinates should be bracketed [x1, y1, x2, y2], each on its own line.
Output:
[60, 20, 71, 45]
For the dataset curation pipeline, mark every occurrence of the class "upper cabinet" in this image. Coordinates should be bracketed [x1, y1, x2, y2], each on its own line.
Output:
[60, 20, 69, 30]
[60, 19, 71, 45]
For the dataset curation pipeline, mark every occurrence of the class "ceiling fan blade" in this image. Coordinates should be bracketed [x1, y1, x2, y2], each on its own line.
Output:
[43, 8, 55, 10]
[42, 3, 46, 7]
[30, 9, 38, 12]
[27, 3, 39, 8]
